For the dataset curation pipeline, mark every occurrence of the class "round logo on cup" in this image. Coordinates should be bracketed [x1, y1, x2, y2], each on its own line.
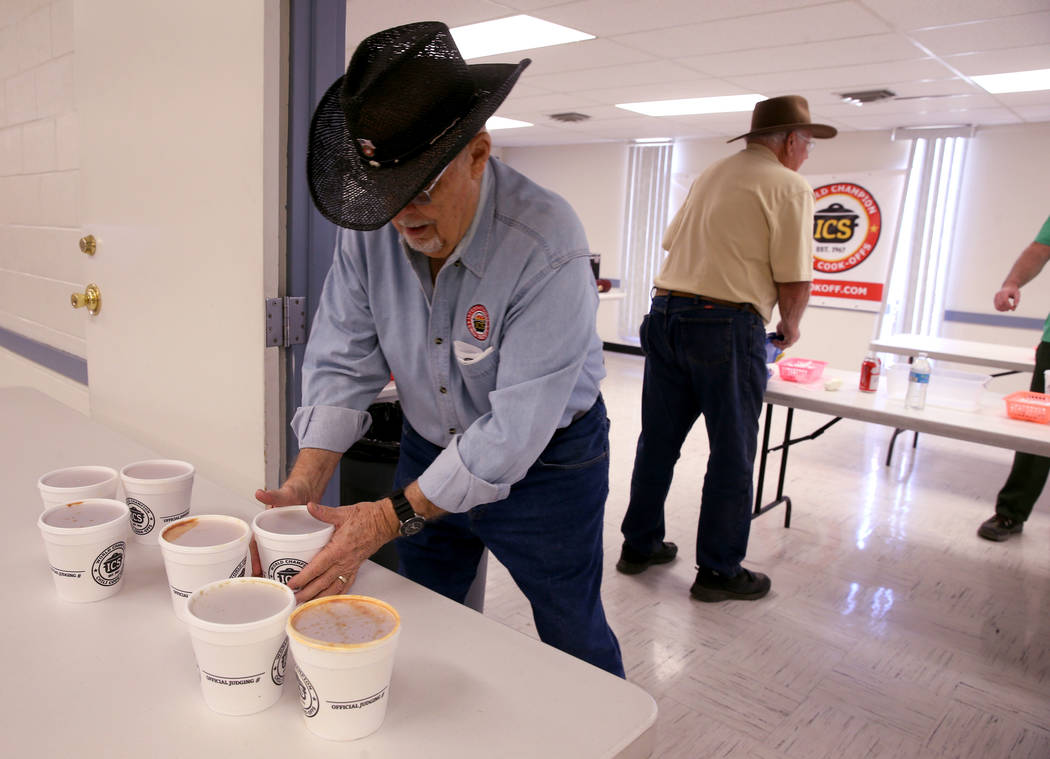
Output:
[229, 557, 247, 579]
[127, 497, 155, 536]
[271, 638, 288, 686]
[92, 541, 126, 586]
[268, 558, 307, 585]
[296, 664, 319, 718]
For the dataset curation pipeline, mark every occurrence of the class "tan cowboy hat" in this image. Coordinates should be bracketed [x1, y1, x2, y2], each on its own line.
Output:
[727, 95, 837, 143]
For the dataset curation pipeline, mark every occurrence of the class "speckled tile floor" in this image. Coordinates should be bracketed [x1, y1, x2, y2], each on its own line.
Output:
[483, 352, 1050, 759]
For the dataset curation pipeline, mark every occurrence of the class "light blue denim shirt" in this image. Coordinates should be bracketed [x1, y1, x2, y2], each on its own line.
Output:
[292, 157, 606, 513]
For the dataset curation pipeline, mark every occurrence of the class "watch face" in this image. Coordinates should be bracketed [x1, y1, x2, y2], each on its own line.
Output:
[400, 516, 425, 537]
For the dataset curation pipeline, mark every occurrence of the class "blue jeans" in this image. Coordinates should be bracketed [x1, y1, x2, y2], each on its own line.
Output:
[393, 396, 625, 678]
[621, 295, 768, 575]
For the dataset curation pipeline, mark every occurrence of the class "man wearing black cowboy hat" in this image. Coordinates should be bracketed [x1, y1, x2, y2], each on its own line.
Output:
[617, 95, 836, 603]
[254, 22, 623, 677]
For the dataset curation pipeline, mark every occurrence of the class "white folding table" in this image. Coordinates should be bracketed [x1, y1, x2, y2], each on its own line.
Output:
[755, 369, 1050, 527]
[0, 387, 656, 759]
[869, 332, 1036, 374]
[869, 333, 1039, 463]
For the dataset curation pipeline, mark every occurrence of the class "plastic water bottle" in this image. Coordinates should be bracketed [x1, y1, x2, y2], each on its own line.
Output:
[905, 352, 931, 410]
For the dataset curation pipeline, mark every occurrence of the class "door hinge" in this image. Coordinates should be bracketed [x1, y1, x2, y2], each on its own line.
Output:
[265, 296, 307, 347]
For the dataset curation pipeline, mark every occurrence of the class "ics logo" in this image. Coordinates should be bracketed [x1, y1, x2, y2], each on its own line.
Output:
[126, 498, 155, 536]
[268, 558, 307, 585]
[271, 638, 288, 686]
[229, 557, 247, 578]
[811, 183, 882, 273]
[296, 665, 319, 718]
[92, 541, 126, 586]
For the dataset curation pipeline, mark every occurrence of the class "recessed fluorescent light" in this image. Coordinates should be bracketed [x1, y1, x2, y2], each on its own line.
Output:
[616, 94, 765, 117]
[487, 116, 533, 130]
[633, 137, 672, 144]
[451, 15, 594, 60]
[972, 68, 1050, 93]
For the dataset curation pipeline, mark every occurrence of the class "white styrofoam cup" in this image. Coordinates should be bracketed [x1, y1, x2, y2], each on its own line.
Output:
[158, 514, 251, 622]
[38, 498, 130, 602]
[120, 459, 194, 545]
[37, 466, 120, 511]
[185, 577, 295, 716]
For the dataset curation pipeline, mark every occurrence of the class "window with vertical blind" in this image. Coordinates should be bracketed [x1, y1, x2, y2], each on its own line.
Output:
[619, 143, 674, 342]
[879, 131, 971, 339]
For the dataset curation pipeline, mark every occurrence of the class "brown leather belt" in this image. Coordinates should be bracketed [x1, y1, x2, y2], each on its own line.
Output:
[652, 288, 760, 317]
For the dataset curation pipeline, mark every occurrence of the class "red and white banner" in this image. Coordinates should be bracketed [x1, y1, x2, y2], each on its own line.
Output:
[807, 171, 905, 312]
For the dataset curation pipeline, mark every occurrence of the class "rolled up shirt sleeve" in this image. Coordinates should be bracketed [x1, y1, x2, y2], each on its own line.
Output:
[769, 186, 815, 283]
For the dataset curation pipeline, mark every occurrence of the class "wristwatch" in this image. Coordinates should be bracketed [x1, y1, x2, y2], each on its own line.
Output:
[389, 488, 425, 537]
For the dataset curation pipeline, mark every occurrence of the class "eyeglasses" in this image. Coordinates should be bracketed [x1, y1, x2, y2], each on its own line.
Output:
[411, 163, 450, 206]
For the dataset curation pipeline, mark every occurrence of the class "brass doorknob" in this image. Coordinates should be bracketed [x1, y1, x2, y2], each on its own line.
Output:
[71, 283, 102, 315]
[79, 235, 97, 255]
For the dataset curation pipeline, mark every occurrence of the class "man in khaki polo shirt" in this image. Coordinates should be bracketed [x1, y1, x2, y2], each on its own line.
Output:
[616, 95, 836, 602]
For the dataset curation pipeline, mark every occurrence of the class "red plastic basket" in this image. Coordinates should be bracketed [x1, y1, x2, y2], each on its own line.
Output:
[777, 358, 827, 383]
[1004, 391, 1050, 423]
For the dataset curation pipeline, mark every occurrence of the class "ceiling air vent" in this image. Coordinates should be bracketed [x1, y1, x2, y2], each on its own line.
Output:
[838, 88, 896, 106]
[549, 111, 591, 123]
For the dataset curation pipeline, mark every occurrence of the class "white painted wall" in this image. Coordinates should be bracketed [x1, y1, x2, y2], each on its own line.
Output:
[499, 142, 628, 280]
[945, 123, 1050, 340]
[0, 0, 88, 407]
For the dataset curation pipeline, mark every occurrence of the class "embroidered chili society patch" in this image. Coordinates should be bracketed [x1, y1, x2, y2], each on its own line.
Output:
[466, 304, 490, 341]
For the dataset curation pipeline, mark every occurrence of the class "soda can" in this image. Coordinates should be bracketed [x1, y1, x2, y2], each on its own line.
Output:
[859, 356, 881, 392]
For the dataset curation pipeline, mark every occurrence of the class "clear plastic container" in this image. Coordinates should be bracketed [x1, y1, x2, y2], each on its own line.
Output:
[886, 362, 989, 411]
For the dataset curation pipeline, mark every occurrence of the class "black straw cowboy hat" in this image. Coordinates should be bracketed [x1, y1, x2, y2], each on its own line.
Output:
[727, 95, 837, 143]
[307, 21, 530, 231]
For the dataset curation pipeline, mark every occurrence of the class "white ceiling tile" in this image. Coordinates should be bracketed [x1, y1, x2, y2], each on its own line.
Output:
[1014, 104, 1050, 121]
[857, 0, 1050, 32]
[496, 0, 588, 12]
[345, 0, 508, 48]
[344, 0, 1050, 146]
[525, 60, 709, 93]
[498, 103, 637, 127]
[500, 91, 602, 113]
[472, 38, 655, 74]
[503, 80, 557, 98]
[992, 90, 1050, 107]
[875, 78, 983, 97]
[910, 12, 1050, 56]
[585, 80, 758, 106]
[727, 59, 958, 96]
[944, 45, 1050, 76]
[610, 2, 891, 59]
[820, 92, 1003, 119]
[680, 34, 925, 77]
[524, 0, 829, 38]
[837, 106, 1022, 130]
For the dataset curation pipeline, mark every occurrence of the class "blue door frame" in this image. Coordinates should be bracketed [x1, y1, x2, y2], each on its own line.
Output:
[286, 0, 345, 505]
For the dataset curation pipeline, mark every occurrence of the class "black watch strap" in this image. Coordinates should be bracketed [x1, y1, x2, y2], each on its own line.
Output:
[390, 488, 425, 537]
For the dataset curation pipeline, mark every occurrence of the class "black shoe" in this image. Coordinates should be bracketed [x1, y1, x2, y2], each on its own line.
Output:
[615, 541, 678, 575]
[977, 515, 1023, 542]
[690, 567, 771, 602]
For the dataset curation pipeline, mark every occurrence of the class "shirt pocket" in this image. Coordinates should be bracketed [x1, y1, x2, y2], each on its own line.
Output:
[454, 341, 499, 411]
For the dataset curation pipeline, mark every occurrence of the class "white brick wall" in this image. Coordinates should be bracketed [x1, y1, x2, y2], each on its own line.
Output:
[0, 0, 85, 382]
